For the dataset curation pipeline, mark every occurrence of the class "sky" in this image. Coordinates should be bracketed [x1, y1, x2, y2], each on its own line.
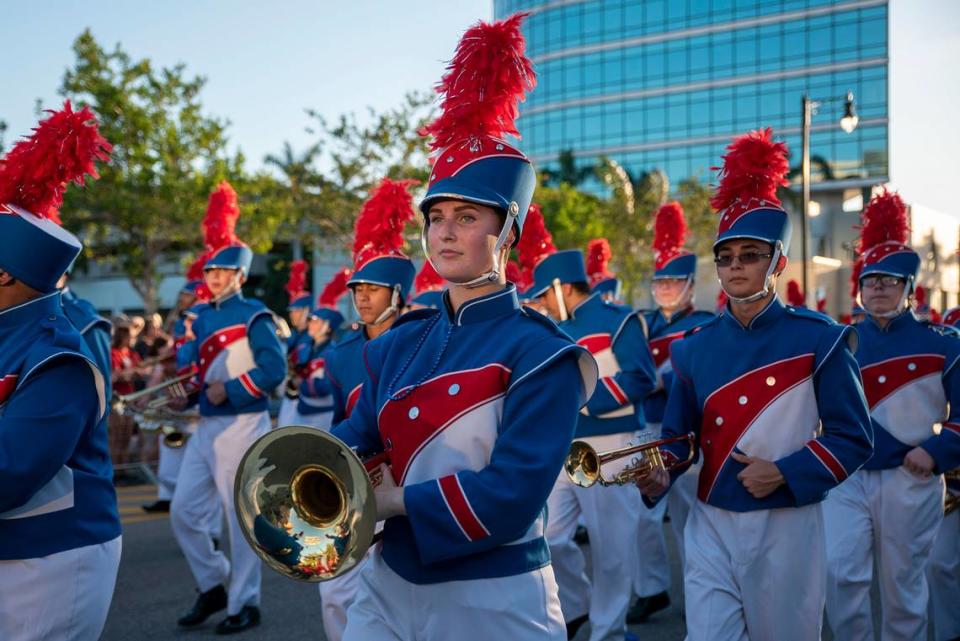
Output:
[1, 0, 958, 216]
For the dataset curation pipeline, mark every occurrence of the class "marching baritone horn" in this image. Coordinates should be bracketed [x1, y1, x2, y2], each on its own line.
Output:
[565, 433, 696, 488]
[234, 426, 386, 582]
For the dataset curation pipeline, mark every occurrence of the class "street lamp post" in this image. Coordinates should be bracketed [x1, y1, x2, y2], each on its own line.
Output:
[800, 91, 858, 307]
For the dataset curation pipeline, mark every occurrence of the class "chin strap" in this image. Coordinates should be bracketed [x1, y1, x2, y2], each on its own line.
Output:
[211, 272, 243, 306]
[352, 287, 401, 327]
[552, 279, 569, 322]
[719, 242, 782, 304]
[862, 276, 914, 319]
[421, 201, 519, 290]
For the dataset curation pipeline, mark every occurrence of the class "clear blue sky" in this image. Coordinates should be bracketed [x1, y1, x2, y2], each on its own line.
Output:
[1, 0, 489, 170]
[2, 0, 958, 216]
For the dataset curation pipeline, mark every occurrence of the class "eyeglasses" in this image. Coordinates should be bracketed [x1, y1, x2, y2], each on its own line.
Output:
[860, 275, 904, 288]
[713, 252, 773, 267]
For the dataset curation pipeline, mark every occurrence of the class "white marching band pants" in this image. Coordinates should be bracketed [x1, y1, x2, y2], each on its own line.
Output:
[665, 460, 700, 571]
[170, 411, 269, 615]
[634, 422, 672, 597]
[343, 546, 566, 641]
[546, 431, 642, 641]
[824, 467, 944, 641]
[928, 504, 960, 641]
[277, 395, 299, 429]
[157, 424, 224, 539]
[0, 535, 122, 641]
[293, 408, 334, 431]
[318, 551, 367, 641]
[684, 501, 825, 641]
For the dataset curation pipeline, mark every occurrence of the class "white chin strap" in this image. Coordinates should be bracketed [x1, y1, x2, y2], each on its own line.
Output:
[719, 242, 782, 304]
[862, 277, 913, 319]
[353, 287, 401, 326]
[653, 276, 694, 311]
[552, 279, 568, 321]
[421, 201, 519, 290]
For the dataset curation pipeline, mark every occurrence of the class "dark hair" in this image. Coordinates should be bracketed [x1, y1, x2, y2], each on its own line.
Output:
[570, 281, 592, 296]
[112, 325, 132, 349]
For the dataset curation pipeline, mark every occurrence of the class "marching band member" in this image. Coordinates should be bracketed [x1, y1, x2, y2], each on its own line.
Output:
[59, 270, 112, 391]
[824, 189, 960, 641]
[528, 218, 656, 641]
[633, 203, 714, 622]
[319, 179, 417, 641]
[279, 259, 311, 427]
[170, 181, 285, 634]
[295, 268, 350, 430]
[636, 129, 873, 641]
[332, 14, 597, 641]
[0, 102, 121, 641]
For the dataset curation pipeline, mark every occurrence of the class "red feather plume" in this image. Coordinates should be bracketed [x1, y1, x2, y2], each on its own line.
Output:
[586, 238, 614, 281]
[851, 188, 910, 299]
[186, 250, 210, 283]
[931, 308, 942, 324]
[915, 284, 928, 308]
[317, 268, 352, 308]
[786, 279, 805, 307]
[505, 260, 524, 287]
[420, 13, 536, 151]
[285, 259, 309, 301]
[202, 181, 242, 251]
[0, 100, 112, 219]
[710, 128, 789, 215]
[193, 282, 212, 303]
[352, 178, 419, 268]
[414, 261, 445, 293]
[515, 203, 556, 275]
[653, 202, 687, 254]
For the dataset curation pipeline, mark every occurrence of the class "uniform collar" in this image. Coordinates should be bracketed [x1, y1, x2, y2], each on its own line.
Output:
[0, 291, 63, 329]
[212, 290, 243, 310]
[656, 305, 694, 327]
[720, 294, 785, 332]
[569, 293, 601, 319]
[446, 284, 519, 326]
[60, 286, 77, 302]
[863, 308, 917, 333]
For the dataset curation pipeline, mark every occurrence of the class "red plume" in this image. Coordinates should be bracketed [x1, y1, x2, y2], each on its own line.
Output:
[193, 282, 212, 303]
[851, 188, 910, 299]
[352, 178, 419, 268]
[285, 259, 309, 301]
[420, 13, 536, 151]
[505, 260, 524, 288]
[716, 290, 728, 311]
[202, 181, 242, 251]
[586, 238, 614, 282]
[786, 279, 805, 307]
[653, 202, 687, 254]
[515, 203, 556, 275]
[414, 261, 445, 293]
[710, 128, 789, 215]
[0, 100, 112, 219]
[317, 268, 352, 308]
[186, 250, 210, 283]
[931, 308, 943, 324]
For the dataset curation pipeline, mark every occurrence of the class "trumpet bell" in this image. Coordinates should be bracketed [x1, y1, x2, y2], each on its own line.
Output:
[565, 441, 601, 488]
[234, 426, 377, 583]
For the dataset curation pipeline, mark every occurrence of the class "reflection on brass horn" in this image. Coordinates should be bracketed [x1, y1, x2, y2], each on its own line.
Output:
[565, 433, 696, 488]
[234, 426, 382, 583]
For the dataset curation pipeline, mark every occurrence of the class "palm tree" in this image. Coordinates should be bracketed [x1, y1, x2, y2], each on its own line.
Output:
[264, 141, 322, 258]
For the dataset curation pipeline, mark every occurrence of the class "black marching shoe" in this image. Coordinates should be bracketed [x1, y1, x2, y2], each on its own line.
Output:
[215, 605, 261, 635]
[177, 584, 227, 627]
[566, 613, 589, 640]
[141, 500, 170, 513]
[626, 590, 670, 623]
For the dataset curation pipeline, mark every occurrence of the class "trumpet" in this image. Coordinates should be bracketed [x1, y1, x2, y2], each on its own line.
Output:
[565, 433, 696, 488]
[945, 469, 959, 516]
[234, 426, 385, 582]
[112, 371, 196, 415]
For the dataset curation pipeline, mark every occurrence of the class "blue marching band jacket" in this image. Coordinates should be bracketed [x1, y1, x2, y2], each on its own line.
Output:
[655, 297, 874, 512]
[643, 306, 715, 426]
[0, 292, 121, 559]
[61, 286, 113, 396]
[562, 293, 656, 437]
[331, 285, 597, 584]
[176, 291, 286, 417]
[855, 311, 960, 473]
[296, 336, 336, 417]
[325, 326, 370, 424]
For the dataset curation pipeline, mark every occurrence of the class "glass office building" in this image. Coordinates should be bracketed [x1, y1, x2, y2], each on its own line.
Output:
[493, 0, 888, 191]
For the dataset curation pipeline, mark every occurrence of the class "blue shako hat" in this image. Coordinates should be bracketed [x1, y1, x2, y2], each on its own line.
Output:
[529, 250, 588, 298]
[854, 190, 918, 285]
[311, 267, 350, 329]
[0, 102, 112, 293]
[347, 178, 417, 301]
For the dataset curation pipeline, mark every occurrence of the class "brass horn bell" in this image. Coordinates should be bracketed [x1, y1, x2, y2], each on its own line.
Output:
[565, 432, 696, 488]
[234, 426, 377, 582]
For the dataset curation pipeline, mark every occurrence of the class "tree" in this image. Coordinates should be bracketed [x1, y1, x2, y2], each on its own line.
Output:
[58, 30, 282, 313]
[540, 149, 595, 187]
